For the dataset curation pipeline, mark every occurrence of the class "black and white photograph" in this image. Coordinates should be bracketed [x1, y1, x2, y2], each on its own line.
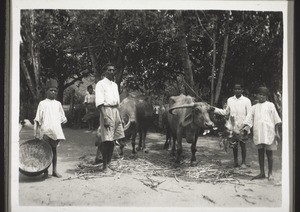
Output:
[9, 0, 293, 211]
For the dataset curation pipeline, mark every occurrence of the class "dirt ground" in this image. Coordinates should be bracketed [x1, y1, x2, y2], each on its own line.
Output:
[18, 126, 282, 207]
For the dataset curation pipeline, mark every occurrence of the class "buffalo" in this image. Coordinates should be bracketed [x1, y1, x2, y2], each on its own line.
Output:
[81, 108, 99, 130]
[165, 94, 214, 164]
[119, 93, 153, 155]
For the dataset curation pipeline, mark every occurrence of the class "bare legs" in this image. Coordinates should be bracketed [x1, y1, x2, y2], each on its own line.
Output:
[52, 146, 62, 178]
[232, 141, 247, 168]
[100, 141, 115, 171]
[252, 148, 274, 181]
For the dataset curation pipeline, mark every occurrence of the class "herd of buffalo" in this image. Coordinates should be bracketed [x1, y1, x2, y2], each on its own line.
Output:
[77, 93, 220, 165]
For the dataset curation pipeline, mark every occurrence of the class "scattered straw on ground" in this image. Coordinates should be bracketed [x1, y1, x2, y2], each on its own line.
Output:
[67, 153, 247, 185]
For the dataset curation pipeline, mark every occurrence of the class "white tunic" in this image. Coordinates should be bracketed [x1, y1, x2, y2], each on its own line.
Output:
[95, 77, 120, 107]
[84, 92, 95, 104]
[34, 99, 67, 140]
[243, 101, 281, 145]
[214, 95, 252, 133]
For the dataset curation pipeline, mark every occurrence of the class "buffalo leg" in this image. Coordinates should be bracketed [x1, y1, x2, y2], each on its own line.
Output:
[137, 130, 142, 151]
[176, 130, 183, 163]
[163, 134, 170, 150]
[171, 136, 176, 156]
[142, 128, 147, 150]
[191, 133, 198, 163]
[119, 140, 125, 156]
[131, 132, 137, 154]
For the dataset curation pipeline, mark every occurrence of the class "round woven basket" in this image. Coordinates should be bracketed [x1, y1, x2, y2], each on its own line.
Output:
[19, 138, 53, 177]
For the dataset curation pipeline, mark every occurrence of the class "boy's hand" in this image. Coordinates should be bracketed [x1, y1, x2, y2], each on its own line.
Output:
[34, 132, 40, 139]
[208, 106, 215, 112]
[240, 125, 250, 134]
[103, 117, 111, 130]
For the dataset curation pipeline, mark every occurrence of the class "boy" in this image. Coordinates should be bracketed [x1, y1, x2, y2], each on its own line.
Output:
[241, 86, 281, 181]
[34, 79, 67, 178]
[211, 82, 252, 168]
[84, 85, 96, 131]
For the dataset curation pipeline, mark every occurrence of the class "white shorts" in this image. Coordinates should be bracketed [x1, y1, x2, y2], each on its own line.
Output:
[99, 107, 125, 142]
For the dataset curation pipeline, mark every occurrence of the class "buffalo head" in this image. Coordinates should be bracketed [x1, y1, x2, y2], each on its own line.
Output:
[169, 102, 214, 129]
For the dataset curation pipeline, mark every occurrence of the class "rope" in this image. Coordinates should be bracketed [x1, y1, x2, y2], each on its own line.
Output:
[182, 78, 204, 102]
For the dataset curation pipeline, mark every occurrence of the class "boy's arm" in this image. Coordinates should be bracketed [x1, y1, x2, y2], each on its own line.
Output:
[210, 103, 229, 116]
[275, 123, 281, 141]
[59, 103, 68, 124]
[33, 121, 40, 139]
[246, 99, 252, 115]
[240, 106, 254, 133]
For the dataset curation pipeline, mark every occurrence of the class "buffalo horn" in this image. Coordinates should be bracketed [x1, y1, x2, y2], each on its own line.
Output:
[169, 103, 195, 115]
[123, 114, 131, 131]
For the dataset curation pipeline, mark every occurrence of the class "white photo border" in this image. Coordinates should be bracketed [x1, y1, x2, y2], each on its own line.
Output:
[10, 0, 294, 212]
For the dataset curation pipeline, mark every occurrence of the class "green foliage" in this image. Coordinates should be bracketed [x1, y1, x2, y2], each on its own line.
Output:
[20, 9, 283, 111]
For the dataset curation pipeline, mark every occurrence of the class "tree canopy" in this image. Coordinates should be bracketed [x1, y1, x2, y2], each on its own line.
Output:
[20, 9, 283, 111]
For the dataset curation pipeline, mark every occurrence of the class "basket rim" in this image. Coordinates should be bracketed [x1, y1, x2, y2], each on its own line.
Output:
[19, 138, 53, 173]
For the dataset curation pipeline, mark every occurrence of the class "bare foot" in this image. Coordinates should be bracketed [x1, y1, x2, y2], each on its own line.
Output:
[268, 173, 274, 181]
[240, 163, 250, 169]
[251, 173, 265, 180]
[52, 172, 62, 178]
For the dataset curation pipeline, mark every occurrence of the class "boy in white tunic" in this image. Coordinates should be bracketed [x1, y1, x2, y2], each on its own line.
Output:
[211, 83, 252, 168]
[34, 79, 67, 178]
[95, 63, 125, 171]
[241, 87, 281, 181]
[84, 85, 96, 131]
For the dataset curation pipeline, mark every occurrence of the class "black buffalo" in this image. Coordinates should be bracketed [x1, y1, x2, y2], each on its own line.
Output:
[119, 93, 153, 155]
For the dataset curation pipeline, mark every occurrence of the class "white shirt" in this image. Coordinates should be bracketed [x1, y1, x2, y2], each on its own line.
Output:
[95, 77, 120, 107]
[34, 98, 67, 140]
[214, 95, 252, 133]
[84, 92, 95, 104]
[243, 101, 281, 145]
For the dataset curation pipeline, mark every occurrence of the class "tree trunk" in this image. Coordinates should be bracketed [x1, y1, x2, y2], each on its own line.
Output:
[69, 89, 75, 112]
[88, 45, 98, 76]
[20, 10, 43, 105]
[158, 95, 164, 129]
[214, 12, 230, 106]
[115, 48, 125, 91]
[57, 81, 65, 103]
[20, 59, 36, 101]
[29, 10, 43, 102]
[175, 11, 195, 96]
[210, 32, 216, 105]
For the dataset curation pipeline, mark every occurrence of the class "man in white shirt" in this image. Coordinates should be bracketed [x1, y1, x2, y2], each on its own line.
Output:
[211, 83, 252, 168]
[95, 63, 125, 171]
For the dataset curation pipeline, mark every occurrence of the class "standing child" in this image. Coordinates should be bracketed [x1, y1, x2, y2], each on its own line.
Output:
[211, 82, 252, 168]
[34, 79, 67, 178]
[84, 85, 96, 131]
[241, 86, 281, 181]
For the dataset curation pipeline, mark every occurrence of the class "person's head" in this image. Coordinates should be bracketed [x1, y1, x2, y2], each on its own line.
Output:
[233, 83, 243, 98]
[87, 85, 93, 94]
[46, 79, 58, 100]
[257, 86, 269, 103]
[102, 63, 115, 81]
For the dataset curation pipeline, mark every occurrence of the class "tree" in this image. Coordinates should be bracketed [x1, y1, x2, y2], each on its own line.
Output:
[20, 10, 93, 103]
[20, 10, 44, 104]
